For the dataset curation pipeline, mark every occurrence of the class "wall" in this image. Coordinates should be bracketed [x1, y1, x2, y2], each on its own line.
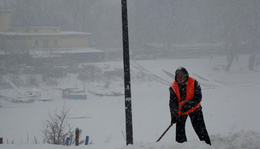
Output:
[0, 11, 90, 49]
[0, 11, 11, 32]
[3, 33, 89, 49]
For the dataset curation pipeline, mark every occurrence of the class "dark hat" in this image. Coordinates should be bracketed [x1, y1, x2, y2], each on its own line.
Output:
[175, 67, 189, 83]
[175, 67, 189, 76]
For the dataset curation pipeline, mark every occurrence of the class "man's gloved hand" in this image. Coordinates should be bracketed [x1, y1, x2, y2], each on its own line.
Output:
[171, 117, 177, 124]
[182, 102, 192, 113]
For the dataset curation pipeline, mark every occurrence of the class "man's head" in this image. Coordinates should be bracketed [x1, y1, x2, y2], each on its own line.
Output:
[175, 67, 189, 84]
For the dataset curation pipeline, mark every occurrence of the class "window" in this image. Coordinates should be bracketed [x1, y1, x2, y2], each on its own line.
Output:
[34, 40, 38, 46]
[54, 40, 57, 46]
[43, 40, 49, 48]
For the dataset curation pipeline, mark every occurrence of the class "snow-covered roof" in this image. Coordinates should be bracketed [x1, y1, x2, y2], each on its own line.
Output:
[0, 31, 91, 36]
[54, 48, 105, 53]
[29, 48, 105, 58]
[12, 26, 61, 29]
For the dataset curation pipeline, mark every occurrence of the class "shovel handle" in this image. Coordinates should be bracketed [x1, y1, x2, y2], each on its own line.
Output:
[156, 122, 174, 142]
[156, 114, 181, 142]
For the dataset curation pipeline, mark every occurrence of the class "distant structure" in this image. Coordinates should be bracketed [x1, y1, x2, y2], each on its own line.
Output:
[0, 10, 91, 50]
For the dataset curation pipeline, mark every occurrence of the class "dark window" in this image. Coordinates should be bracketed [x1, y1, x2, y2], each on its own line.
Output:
[34, 40, 38, 46]
[43, 40, 49, 48]
[54, 40, 57, 46]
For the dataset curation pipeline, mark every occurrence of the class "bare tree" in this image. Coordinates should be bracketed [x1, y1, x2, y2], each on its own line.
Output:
[248, 0, 260, 71]
[220, 1, 245, 71]
[41, 105, 74, 145]
[216, 0, 259, 71]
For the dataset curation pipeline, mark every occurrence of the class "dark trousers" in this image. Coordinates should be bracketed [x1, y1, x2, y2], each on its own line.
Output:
[175, 109, 211, 145]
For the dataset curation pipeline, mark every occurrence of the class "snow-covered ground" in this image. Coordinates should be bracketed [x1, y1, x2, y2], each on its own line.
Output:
[0, 54, 260, 149]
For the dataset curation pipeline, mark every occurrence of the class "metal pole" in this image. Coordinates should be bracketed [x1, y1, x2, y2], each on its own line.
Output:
[121, 0, 133, 145]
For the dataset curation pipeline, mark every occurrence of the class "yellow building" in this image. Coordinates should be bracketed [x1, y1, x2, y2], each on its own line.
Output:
[0, 10, 11, 32]
[0, 10, 91, 50]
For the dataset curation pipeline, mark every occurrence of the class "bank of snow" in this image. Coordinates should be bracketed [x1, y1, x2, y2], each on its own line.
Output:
[1, 131, 260, 149]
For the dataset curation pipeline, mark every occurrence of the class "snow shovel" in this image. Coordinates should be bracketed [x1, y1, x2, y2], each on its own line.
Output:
[156, 115, 181, 142]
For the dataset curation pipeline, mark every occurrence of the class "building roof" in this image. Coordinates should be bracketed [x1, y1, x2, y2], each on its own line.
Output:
[29, 48, 105, 58]
[12, 26, 61, 29]
[54, 48, 105, 54]
[0, 48, 105, 57]
[0, 31, 91, 36]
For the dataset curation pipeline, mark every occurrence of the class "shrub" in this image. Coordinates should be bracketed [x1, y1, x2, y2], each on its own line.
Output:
[41, 105, 74, 145]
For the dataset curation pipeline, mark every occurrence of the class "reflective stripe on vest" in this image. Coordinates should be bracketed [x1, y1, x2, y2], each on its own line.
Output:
[171, 76, 201, 115]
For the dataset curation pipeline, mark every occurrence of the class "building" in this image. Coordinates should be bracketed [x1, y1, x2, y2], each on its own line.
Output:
[0, 10, 91, 50]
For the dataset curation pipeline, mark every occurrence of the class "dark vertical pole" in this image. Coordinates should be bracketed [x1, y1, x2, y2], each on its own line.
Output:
[75, 128, 79, 146]
[121, 0, 133, 145]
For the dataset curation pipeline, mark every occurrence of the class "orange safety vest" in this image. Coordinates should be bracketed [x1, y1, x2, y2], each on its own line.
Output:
[171, 76, 201, 115]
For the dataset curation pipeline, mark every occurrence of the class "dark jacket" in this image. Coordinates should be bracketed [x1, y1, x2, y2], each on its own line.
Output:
[169, 67, 202, 120]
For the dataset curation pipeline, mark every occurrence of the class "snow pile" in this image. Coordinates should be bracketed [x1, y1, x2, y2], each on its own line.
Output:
[210, 130, 260, 149]
[119, 141, 211, 149]
[1, 130, 259, 149]
[116, 130, 260, 149]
